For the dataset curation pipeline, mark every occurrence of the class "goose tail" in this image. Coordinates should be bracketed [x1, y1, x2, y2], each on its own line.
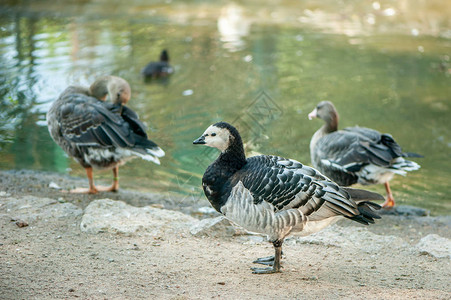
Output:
[343, 187, 382, 225]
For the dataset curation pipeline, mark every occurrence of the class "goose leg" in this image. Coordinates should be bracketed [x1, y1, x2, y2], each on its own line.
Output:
[95, 166, 119, 192]
[111, 166, 119, 191]
[68, 167, 99, 194]
[251, 240, 283, 274]
[382, 182, 395, 208]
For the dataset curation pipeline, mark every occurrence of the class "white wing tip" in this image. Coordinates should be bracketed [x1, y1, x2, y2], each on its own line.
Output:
[133, 152, 161, 165]
[147, 147, 165, 158]
[141, 155, 161, 165]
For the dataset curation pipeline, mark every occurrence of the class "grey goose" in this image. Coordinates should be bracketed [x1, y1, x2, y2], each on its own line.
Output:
[47, 76, 164, 194]
[308, 101, 421, 208]
[193, 121, 382, 274]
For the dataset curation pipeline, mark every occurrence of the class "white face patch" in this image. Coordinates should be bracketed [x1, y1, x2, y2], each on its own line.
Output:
[202, 125, 231, 152]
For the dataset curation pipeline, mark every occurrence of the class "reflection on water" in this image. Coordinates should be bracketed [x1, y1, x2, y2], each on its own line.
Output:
[217, 3, 251, 52]
[0, 1, 450, 214]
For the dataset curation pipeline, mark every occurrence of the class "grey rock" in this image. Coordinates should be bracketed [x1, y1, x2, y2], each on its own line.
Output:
[0, 191, 11, 197]
[296, 224, 407, 253]
[197, 206, 218, 215]
[49, 182, 62, 190]
[190, 216, 237, 237]
[240, 235, 266, 244]
[380, 205, 430, 217]
[0, 195, 82, 223]
[80, 199, 197, 235]
[416, 234, 451, 259]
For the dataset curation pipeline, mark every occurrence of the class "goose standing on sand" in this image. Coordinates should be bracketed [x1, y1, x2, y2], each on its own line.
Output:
[308, 101, 421, 208]
[193, 122, 382, 274]
[47, 76, 164, 194]
[141, 49, 174, 79]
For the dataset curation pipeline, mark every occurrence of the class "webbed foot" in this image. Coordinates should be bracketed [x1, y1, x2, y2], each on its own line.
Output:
[251, 266, 280, 274]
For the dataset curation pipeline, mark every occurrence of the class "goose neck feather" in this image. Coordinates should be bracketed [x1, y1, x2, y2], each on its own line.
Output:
[310, 105, 339, 161]
[310, 124, 330, 159]
[324, 112, 338, 133]
[202, 126, 247, 212]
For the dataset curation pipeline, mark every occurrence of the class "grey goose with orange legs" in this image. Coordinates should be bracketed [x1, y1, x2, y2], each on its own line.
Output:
[308, 101, 421, 208]
[47, 76, 164, 194]
[194, 122, 382, 274]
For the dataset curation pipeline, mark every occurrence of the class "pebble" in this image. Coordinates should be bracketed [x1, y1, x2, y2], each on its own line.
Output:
[49, 182, 61, 190]
[15, 220, 28, 228]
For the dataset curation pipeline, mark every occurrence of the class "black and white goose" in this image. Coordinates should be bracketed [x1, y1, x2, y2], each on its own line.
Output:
[193, 122, 382, 274]
[47, 76, 164, 194]
[308, 101, 421, 208]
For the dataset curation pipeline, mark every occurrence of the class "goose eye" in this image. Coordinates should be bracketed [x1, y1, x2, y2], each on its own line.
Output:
[211, 133, 216, 137]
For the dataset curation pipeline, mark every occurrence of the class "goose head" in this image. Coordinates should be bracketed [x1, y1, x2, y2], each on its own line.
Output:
[193, 122, 244, 153]
[308, 101, 339, 131]
[90, 76, 131, 105]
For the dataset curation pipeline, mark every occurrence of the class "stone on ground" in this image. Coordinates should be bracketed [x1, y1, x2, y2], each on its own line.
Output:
[80, 199, 197, 235]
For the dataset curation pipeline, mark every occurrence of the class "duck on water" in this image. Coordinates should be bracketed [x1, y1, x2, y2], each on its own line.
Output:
[194, 122, 382, 274]
[46, 76, 164, 194]
[141, 49, 174, 80]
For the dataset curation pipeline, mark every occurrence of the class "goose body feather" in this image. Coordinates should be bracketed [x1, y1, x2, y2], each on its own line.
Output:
[194, 122, 382, 273]
[47, 85, 164, 170]
[312, 125, 420, 186]
[196, 123, 381, 243]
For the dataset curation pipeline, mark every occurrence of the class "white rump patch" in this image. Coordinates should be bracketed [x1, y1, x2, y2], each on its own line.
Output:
[134, 152, 161, 165]
[84, 147, 162, 167]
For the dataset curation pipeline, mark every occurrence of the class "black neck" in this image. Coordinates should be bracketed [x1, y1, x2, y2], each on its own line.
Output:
[202, 134, 247, 212]
[216, 138, 246, 172]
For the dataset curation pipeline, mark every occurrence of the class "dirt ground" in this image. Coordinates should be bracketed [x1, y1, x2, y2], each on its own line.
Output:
[0, 170, 450, 300]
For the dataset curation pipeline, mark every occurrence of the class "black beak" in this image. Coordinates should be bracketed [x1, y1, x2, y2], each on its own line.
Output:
[193, 135, 206, 145]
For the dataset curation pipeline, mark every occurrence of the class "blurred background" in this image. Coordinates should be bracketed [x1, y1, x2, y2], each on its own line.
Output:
[0, 0, 449, 214]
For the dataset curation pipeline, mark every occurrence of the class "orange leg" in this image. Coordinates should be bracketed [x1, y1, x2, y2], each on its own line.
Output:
[381, 182, 395, 208]
[64, 166, 119, 194]
[68, 167, 99, 194]
[96, 166, 119, 192]
[111, 166, 119, 191]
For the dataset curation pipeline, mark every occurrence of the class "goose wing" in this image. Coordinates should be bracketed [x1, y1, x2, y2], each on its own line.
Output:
[317, 128, 399, 173]
[232, 155, 362, 220]
[106, 104, 148, 138]
[58, 93, 145, 149]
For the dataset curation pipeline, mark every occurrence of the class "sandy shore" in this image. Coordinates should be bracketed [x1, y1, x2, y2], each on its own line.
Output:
[0, 170, 450, 300]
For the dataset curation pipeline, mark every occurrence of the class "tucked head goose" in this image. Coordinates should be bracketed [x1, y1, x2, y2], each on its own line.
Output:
[308, 101, 421, 208]
[46, 76, 164, 194]
[193, 122, 382, 274]
[141, 49, 174, 79]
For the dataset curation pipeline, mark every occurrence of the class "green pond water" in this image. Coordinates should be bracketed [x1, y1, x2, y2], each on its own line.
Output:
[0, 1, 450, 214]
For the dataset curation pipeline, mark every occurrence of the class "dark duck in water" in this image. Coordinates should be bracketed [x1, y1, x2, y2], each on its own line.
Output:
[308, 101, 421, 208]
[141, 49, 174, 80]
[46, 76, 164, 194]
[193, 122, 382, 274]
